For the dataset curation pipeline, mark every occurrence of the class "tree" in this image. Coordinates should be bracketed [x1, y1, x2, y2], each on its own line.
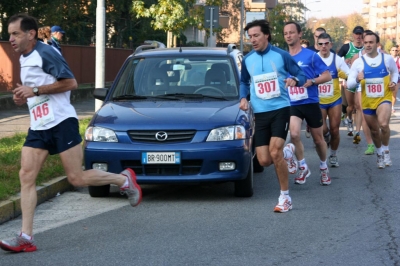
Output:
[323, 17, 348, 52]
[346, 12, 367, 37]
[264, 1, 308, 49]
[132, 0, 197, 35]
[384, 39, 393, 53]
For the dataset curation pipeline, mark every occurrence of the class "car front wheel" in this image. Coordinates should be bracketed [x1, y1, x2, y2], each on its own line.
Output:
[88, 185, 110, 197]
[234, 158, 254, 197]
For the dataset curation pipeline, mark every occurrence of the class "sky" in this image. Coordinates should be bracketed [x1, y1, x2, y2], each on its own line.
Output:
[305, 0, 364, 19]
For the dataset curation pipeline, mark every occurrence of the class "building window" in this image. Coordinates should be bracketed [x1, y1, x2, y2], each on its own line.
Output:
[252, 0, 265, 2]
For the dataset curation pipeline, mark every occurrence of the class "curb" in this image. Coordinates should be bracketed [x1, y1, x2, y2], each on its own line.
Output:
[0, 176, 74, 225]
[0, 90, 95, 225]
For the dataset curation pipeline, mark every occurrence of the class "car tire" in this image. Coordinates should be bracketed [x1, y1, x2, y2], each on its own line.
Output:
[234, 158, 254, 197]
[253, 154, 264, 173]
[88, 185, 110, 197]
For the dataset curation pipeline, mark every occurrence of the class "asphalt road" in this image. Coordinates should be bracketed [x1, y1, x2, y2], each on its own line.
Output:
[0, 112, 399, 265]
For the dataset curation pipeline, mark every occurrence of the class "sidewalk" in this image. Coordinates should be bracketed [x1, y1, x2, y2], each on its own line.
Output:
[0, 98, 95, 138]
[0, 98, 96, 224]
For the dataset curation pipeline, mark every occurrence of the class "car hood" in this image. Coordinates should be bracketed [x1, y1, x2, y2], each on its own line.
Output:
[92, 100, 241, 130]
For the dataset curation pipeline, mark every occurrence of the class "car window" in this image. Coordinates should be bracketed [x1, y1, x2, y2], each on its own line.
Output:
[111, 56, 239, 99]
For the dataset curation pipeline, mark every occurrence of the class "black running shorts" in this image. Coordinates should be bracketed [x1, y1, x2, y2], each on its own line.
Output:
[254, 107, 290, 147]
[24, 117, 82, 155]
[290, 103, 323, 128]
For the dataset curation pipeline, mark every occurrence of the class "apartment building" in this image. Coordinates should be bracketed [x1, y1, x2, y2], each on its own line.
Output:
[362, 0, 400, 43]
[185, 0, 280, 45]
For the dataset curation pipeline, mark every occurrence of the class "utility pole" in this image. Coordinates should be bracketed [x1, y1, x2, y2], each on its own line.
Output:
[95, 0, 105, 111]
[204, 6, 219, 47]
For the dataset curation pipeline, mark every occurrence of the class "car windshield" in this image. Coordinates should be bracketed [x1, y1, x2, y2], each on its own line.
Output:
[111, 56, 239, 99]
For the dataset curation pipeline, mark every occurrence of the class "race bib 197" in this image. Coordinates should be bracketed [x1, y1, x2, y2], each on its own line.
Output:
[318, 80, 334, 98]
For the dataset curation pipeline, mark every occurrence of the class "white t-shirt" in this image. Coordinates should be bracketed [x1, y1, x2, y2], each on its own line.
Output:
[20, 41, 77, 130]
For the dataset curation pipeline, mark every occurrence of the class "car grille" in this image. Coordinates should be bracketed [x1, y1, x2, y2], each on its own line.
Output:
[122, 160, 202, 175]
[127, 130, 196, 143]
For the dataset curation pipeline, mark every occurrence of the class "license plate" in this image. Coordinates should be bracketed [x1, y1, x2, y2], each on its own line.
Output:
[142, 152, 181, 164]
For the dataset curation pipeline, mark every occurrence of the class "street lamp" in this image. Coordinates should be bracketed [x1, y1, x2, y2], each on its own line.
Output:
[304, 0, 321, 21]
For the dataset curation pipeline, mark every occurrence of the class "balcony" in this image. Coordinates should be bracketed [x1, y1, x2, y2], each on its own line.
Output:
[379, 21, 397, 29]
[362, 7, 369, 14]
[385, 33, 397, 40]
[378, 0, 398, 8]
[377, 10, 397, 18]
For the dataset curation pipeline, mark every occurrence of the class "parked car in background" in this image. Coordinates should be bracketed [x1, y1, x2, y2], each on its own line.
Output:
[84, 44, 257, 198]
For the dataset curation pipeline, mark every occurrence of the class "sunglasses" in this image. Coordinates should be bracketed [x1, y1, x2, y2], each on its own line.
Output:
[318, 41, 331, 46]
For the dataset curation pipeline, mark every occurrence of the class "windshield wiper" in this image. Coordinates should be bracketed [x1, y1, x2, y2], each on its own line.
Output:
[112, 95, 147, 100]
[187, 94, 228, 101]
[164, 93, 228, 101]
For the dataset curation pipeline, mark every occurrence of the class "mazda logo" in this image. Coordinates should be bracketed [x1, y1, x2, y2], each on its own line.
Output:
[155, 131, 168, 141]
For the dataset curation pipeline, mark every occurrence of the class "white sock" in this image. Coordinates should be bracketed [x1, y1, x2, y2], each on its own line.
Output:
[120, 177, 129, 188]
[20, 232, 32, 240]
[298, 159, 307, 170]
[283, 146, 292, 159]
[280, 190, 289, 196]
[330, 149, 337, 156]
[320, 160, 328, 169]
[382, 145, 389, 151]
[376, 146, 383, 155]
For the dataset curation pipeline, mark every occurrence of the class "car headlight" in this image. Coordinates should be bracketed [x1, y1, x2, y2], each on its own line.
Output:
[85, 126, 118, 142]
[206, 125, 246, 141]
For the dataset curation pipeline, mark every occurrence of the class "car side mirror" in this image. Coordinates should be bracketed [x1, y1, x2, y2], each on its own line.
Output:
[93, 88, 109, 101]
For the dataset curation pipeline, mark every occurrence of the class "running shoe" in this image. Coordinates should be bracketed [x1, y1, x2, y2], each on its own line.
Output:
[320, 168, 331, 185]
[0, 234, 37, 252]
[324, 132, 331, 147]
[377, 154, 385, 169]
[342, 114, 348, 126]
[274, 194, 292, 213]
[365, 144, 375, 155]
[329, 155, 339, 167]
[284, 143, 298, 174]
[294, 167, 310, 185]
[347, 119, 353, 136]
[353, 132, 361, 144]
[383, 150, 392, 166]
[305, 124, 311, 138]
[120, 168, 142, 207]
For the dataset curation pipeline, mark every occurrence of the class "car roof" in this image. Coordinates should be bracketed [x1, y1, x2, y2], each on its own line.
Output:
[132, 45, 240, 58]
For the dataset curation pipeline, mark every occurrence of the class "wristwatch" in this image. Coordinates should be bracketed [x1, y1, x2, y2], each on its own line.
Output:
[33, 87, 39, 96]
[290, 76, 299, 86]
[311, 79, 316, 85]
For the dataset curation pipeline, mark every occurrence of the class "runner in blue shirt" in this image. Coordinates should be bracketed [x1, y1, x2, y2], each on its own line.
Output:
[283, 21, 332, 186]
[240, 19, 306, 213]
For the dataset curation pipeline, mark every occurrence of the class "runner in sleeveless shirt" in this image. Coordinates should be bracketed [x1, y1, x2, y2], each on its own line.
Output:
[317, 33, 350, 168]
[337, 26, 364, 137]
[347, 32, 398, 169]
[349, 30, 376, 155]
[389, 45, 400, 113]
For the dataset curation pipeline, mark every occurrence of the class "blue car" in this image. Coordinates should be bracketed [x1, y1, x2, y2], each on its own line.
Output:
[84, 44, 256, 197]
